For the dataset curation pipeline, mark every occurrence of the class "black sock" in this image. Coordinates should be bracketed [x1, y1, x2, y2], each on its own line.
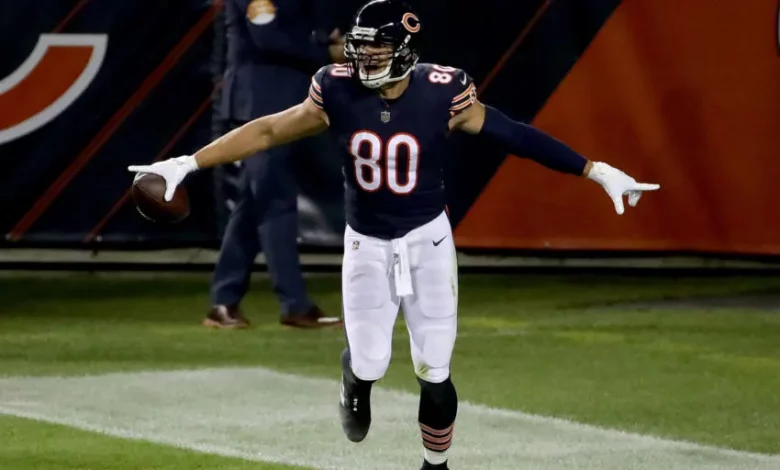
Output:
[418, 377, 458, 456]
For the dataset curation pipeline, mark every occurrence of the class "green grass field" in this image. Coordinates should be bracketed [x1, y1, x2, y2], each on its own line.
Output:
[1, 272, 779, 469]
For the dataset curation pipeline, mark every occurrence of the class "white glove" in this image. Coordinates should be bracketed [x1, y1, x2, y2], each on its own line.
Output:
[586, 161, 659, 215]
[128, 155, 199, 202]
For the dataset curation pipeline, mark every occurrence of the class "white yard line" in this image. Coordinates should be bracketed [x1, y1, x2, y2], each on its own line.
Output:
[0, 367, 777, 470]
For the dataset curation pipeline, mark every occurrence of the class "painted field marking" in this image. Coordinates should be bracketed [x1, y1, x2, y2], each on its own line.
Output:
[0, 367, 777, 470]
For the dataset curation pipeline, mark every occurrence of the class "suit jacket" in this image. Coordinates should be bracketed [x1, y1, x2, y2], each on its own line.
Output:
[221, 0, 334, 121]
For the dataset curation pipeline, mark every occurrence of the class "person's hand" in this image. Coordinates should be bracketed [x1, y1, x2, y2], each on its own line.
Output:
[328, 28, 346, 63]
[128, 155, 198, 202]
[586, 162, 660, 215]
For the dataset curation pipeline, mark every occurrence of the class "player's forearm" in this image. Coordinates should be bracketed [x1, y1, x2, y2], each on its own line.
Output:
[193, 118, 273, 169]
[480, 106, 589, 176]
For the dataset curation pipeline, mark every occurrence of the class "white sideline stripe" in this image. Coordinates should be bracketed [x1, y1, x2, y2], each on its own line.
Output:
[0, 368, 777, 470]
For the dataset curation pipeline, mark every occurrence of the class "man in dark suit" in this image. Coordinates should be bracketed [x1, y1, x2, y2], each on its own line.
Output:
[205, 0, 344, 329]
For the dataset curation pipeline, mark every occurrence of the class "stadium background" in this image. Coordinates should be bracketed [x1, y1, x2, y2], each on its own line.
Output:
[3, 0, 779, 264]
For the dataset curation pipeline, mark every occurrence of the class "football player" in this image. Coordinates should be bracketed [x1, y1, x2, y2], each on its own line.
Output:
[128, 1, 659, 468]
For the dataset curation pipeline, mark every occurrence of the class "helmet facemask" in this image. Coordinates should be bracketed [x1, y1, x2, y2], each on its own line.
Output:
[345, 27, 418, 89]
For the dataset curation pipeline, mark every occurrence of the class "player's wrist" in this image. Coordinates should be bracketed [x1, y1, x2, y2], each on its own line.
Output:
[174, 155, 199, 172]
[585, 162, 612, 183]
[582, 160, 593, 177]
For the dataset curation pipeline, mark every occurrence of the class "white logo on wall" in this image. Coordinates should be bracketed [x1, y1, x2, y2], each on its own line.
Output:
[0, 34, 107, 145]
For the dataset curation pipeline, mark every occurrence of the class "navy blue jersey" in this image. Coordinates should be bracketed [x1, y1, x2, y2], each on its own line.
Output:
[309, 63, 477, 239]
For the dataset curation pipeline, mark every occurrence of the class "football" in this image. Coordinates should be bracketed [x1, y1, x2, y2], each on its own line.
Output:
[131, 173, 190, 223]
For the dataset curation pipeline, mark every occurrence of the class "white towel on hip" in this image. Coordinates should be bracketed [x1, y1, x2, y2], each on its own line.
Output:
[391, 238, 414, 297]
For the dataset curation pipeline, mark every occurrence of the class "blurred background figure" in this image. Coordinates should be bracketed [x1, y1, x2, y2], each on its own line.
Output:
[204, 0, 345, 329]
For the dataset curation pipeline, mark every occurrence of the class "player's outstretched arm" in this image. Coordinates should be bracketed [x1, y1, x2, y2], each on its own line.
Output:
[192, 98, 327, 168]
[449, 101, 660, 215]
[127, 98, 328, 201]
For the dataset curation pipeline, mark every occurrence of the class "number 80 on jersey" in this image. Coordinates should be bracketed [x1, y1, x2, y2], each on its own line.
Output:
[350, 131, 420, 195]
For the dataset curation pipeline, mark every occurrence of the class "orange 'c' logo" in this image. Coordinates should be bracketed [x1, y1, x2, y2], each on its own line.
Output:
[401, 13, 420, 33]
[0, 34, 107, 145]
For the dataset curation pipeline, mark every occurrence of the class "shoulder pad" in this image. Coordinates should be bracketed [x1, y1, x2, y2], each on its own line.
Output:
[418, 64, 477, 116]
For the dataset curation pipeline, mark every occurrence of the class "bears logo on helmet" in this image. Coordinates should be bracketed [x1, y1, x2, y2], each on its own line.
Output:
[401, 13, 421, 33]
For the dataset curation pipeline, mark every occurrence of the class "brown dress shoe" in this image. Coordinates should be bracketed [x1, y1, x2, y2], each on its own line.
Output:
[203, 305, 250, 329]
[280, 306, 342, 329]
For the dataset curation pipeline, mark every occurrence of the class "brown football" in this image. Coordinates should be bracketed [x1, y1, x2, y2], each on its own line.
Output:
[131, 173, 190, 223]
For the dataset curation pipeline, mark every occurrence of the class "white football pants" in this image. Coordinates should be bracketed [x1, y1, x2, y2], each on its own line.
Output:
[342, 211, 458, 384]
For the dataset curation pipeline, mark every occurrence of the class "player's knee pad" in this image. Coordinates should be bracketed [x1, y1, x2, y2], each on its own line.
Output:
[347, 321, 392, 381]
[416, 364, 451, 384]
[409, 275, 457, 382]
[411, 326, 455, 383]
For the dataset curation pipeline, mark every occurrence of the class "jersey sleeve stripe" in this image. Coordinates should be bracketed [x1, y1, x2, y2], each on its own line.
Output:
[308, 85, 323, 108]
[451, 95, 474, 109]
[309, 91, 323, 106]
[310, 85, 323, 101]
[451, 83, 475, 103]
[311, 77, 322, 93]
[450, 97, 475, 113]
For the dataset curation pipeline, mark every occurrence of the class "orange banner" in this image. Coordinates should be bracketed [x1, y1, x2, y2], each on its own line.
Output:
[455, 0, 780, 254]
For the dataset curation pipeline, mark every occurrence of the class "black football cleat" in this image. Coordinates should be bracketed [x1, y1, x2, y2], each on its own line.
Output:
[339, 348, 372, 442]
[421, 460, 449, 470]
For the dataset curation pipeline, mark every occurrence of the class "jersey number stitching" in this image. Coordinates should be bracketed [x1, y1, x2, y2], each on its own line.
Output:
[350, 132, 419, 195]
[330, 64, 352, 77]
[429, 65, 455, 84]
[428, 72, 452, 84]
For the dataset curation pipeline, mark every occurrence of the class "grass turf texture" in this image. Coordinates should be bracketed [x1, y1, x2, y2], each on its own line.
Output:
[1, 272, 778, 468]
[0, 414, 300, 470]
